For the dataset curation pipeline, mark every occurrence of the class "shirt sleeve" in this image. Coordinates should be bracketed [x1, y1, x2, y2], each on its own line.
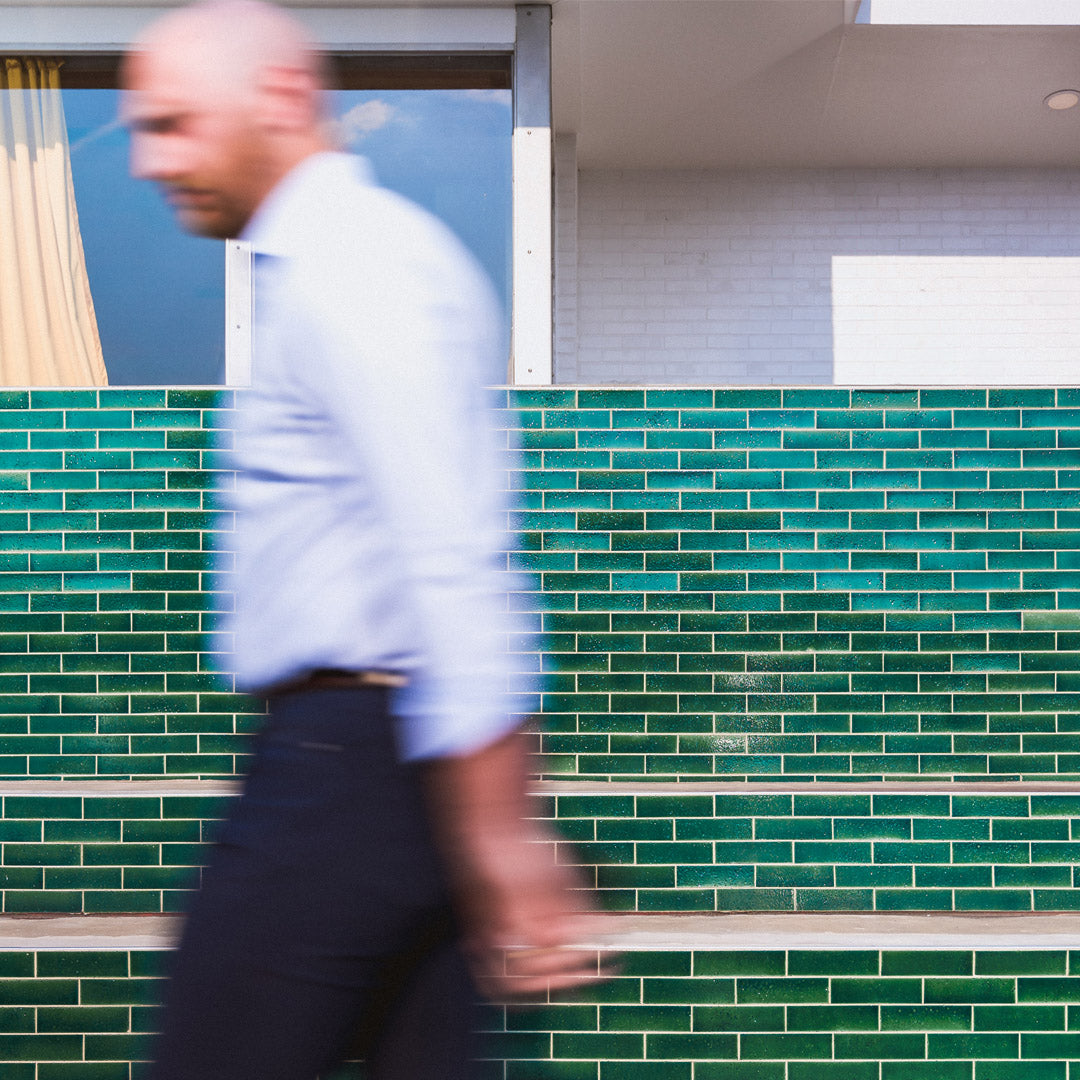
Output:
[293, 216, 532, 760]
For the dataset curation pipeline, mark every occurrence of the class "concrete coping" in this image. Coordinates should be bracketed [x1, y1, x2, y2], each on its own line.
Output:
[579, 912, 1080, 951]
[2, 912, 1078, 951]
[0, 781, 241, 796]
[535, 781, 1080, 795]
[0, 780, 1075, 797]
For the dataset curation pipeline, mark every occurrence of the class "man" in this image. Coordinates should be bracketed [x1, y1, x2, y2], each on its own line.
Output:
[122, 4, 601, 1078]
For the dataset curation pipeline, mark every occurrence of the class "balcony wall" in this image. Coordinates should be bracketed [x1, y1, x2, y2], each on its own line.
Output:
[0, 386, 1075, 1077]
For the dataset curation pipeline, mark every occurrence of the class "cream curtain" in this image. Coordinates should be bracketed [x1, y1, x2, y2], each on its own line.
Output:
[0, 58, 107, 386]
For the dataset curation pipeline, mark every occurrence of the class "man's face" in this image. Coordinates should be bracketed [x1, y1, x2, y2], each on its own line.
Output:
[122, 47, 266, 239]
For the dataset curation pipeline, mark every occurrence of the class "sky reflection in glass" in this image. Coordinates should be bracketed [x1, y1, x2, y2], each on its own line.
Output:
[63, 88, 512, 385]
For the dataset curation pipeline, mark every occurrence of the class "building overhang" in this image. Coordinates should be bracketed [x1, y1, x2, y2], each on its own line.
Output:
[552, 0, 1080, 170]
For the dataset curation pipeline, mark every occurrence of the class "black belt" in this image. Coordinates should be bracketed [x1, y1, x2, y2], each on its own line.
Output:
[266, 668, 408, 696]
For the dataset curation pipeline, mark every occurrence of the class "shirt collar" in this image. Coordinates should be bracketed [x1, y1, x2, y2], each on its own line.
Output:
[241, 151, 376, 258]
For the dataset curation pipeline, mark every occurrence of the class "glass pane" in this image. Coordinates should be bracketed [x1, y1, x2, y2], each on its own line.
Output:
[28, 83, 511, 387]
[329, 88, 513, 383]
[64, 87, 226, 386]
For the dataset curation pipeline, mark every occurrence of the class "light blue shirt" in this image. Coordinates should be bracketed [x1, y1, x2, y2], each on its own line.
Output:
[217, 152, 528, 760]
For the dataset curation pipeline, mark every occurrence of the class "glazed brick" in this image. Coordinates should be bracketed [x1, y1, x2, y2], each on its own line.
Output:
[0, 949, 1072, 1071]
[4, 377, 1080, 926]
[534, 791, 1080, 913]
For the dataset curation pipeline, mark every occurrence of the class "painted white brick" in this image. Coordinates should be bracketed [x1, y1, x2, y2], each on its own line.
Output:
[563, 166, 1080, 385]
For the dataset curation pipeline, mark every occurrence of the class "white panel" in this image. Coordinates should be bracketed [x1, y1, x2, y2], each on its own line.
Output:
[1, 4, 516, 50]
[225, 241, 253, 388]
[512, 125, 553, 384]
[511, 4, 552, 385]
[833, 255, 1080, 385]
[867, 0, 1080, 25]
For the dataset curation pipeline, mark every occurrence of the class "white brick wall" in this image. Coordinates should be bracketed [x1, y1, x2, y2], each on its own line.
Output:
[557, 167, 1080, 385]
[553, 134, 579, 379]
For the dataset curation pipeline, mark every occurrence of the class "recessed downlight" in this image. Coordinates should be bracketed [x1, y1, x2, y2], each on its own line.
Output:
[1045, 90, 1080, 110]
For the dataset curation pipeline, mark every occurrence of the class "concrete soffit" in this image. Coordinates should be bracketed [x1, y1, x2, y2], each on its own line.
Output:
[550, 0, 1080, 170]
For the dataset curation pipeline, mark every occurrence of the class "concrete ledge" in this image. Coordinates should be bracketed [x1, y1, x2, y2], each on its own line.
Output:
[580, 912, 1080, 950]
[2, 912, 1077, 951]
[536, 780, 1080, 794]
[0, 915, 180, 950]
[0, 779, 1076, 796]
[0, 781, 239, 796]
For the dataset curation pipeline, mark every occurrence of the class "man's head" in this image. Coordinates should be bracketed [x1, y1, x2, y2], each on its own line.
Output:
[121, 0, 331, 239]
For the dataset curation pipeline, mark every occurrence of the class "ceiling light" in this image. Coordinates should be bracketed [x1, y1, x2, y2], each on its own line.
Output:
[1045, 90, 1080, 110]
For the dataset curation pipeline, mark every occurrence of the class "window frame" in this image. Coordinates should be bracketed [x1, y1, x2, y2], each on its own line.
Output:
[3, 3, 552, 387]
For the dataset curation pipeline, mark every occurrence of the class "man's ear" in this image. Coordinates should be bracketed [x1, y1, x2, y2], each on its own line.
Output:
[256, 64, 320, 132]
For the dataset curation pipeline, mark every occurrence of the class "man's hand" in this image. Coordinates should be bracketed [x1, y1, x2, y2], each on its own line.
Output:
[422, 730, 615, 1001]
[456, 823, 609, 1001]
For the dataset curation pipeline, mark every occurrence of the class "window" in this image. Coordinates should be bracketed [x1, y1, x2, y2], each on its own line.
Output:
[3, 51, 512, 386]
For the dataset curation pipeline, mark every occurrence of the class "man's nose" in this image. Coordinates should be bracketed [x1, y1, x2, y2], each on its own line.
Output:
[129, 133, 174, 182]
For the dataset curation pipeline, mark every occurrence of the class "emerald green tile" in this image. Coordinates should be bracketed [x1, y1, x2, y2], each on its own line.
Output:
[601, 1065, 691, 1080]
[1018, 978, 1080, 1002]
[696, 1066, 784, 1080]
[0, 978, 79, 1005]
[1021, 1032, 1080, 1056]
[36, 1005, 130, 1033]
[832, 978, 923, 1004]
[930, 1032, 1020, 1057]
[975, 1065, 1064, 1080]
[661, 1001, 767, 1033]
[788, 952, 879, 976]
[0, 1034, 83, 1060]
[835, 1032, 928, 1058]
[736, 978, 827, 1004]
[551, 1032, 643, 1058]
[740, 1033, 831, 1059]
[685, 952, 784, 977]
[39, 1066, 131, 1080]
[787, 1004, 878, 1030]
[925, 978, 1017, 1004]
[882, 1004, 971, 1031]
[599, 1004, 690, 1032]
[883, 1067, 971, 1080]
[975, 1003, 1065, 1030]
[789, 1067, 877, 1080]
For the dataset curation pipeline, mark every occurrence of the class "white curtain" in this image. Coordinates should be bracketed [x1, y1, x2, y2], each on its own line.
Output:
[0, 58, 107, 386]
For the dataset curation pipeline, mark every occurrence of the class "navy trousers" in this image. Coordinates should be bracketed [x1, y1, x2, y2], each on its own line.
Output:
[148, 687, 480, 1080]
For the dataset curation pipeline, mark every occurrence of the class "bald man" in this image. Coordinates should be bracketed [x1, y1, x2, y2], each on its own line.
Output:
[123, 4, 601, 1079]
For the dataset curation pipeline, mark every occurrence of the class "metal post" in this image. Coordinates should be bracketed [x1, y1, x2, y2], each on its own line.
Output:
[225, 240, 252, 386]
[512, 4, 553, 385]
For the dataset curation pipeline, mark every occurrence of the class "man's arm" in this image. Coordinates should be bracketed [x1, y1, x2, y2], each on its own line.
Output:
[423, 728, 608, 999]
[303, 209, 611, 994]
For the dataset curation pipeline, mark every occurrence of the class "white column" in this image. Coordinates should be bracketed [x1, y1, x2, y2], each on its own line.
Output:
[225, 241, 252, 387]
[511, 4, 553, 385]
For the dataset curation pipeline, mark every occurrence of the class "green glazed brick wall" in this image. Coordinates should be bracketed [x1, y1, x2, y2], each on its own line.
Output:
[0, 389, 257, 780]
[481, 947, 1080, 1080]
[0, 949, 1077, 1079]
[501, 386, 1080, 783]
[0, 794, 223, 914]
[543, 791, 1080, 913]
[3, 388, 1080, 782]
[1, 791, 1078, 915]
[0, 389, 1077, 1078]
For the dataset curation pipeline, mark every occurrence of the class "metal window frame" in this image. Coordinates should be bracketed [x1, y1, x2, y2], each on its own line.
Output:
[3, 3, 553, 386]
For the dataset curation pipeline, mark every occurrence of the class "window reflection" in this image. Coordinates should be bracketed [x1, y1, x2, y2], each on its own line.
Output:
[57, 85, 511, 387]
[65, 87, 226, 386]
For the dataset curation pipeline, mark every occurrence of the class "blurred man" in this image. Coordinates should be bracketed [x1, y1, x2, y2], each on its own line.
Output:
[122, 3, 601, 1078]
